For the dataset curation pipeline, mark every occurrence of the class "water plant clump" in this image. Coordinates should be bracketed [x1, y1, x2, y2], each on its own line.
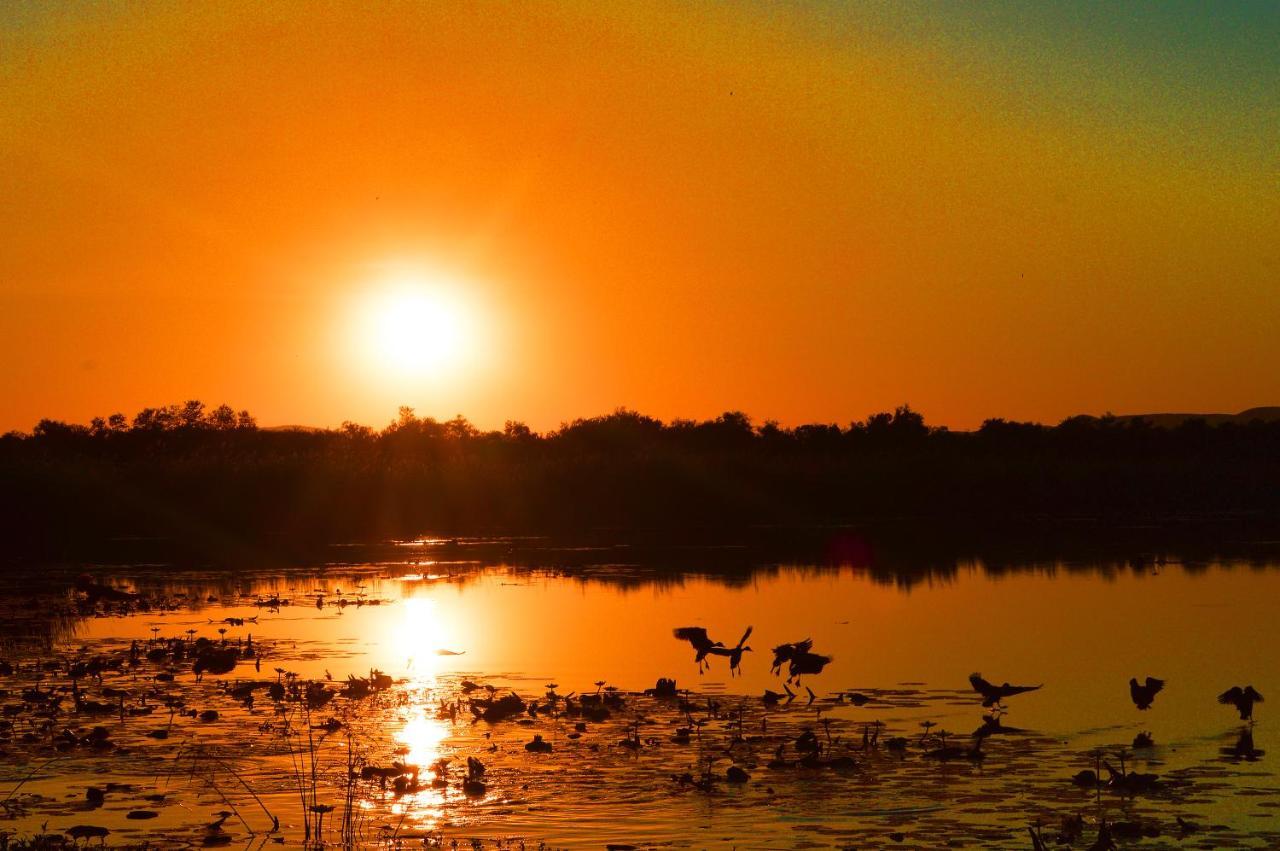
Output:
[0, 565, 1276, 849]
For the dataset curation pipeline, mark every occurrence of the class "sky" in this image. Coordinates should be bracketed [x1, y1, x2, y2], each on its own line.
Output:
[2, 1, 1277, 433]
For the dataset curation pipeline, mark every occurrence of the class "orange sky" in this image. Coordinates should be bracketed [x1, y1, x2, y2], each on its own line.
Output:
[2, 2, 1277, 432]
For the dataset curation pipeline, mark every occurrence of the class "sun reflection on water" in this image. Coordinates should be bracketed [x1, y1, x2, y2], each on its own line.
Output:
[374, 595, 463, 830]
[398, 709, 450, 767]
[386, 706, 452, 830]
[392, 596, 454, 683]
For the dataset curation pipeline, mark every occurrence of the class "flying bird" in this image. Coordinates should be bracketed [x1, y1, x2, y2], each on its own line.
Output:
[968, 673, 1041, 707]
[1219, 685, 1264, 721]
[770, 638, 812, 676]
[673, 627, 722, 673]
[707, 625, 753, 677]
[1129, 676, 1164, 710]
[787, 650, 832, 683]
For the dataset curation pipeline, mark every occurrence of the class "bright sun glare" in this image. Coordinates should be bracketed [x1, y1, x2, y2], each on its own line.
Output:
[394, 596, 450, 680]
[359, 273, 474, 377]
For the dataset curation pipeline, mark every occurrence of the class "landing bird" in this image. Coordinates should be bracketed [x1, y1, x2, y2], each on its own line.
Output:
[1129, 676, 1164, 710]
[787, 650, 832, 683]
[707, 626, 753, 677]
[673, 627, 722, 673]
[1219, 685, 1264, 721]
[968, 672, 1041, 707]
[770, 638, 812, 675]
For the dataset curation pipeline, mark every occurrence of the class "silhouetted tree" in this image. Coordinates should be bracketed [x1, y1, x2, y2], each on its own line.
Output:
[32, 419, 86, 439]
[3, 399, 1279, 559]
[340, 421, 375, 441]
[208, 404, 237, 430]
[179, 400, 206, 429]
[504, 421, 535, 441]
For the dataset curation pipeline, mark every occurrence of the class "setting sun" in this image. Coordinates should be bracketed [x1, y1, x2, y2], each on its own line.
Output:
[354, 273, 477, 380]
[3, 3, 1278, 848]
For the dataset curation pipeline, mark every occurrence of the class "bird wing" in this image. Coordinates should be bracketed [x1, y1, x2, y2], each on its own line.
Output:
[1000, 683, 1042, 696]
[1245, 686, 1264, 702]
[673, 627, 710, 647]
[772, 638, 808, 657]
[1219, 687, 1243, 705]
[969, 673, 994, 694]
[1146, 677, 1165, 694]
[789, 651, 831, 674]
[736, 625, 753, 648]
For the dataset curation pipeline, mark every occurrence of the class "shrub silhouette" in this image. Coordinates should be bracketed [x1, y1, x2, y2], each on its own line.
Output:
[2, 401, 1279, 560]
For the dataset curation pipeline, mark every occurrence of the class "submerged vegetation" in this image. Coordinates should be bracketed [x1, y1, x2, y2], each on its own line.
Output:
[3, 401, 1280, 558]
[0, 568, 1274, 844]
[0, 566, 1275, 848]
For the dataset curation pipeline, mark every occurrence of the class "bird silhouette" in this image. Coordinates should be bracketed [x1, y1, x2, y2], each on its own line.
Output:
[1219, 685, 1263, 721]
[968, 673, 1041, 707]
[770, 638, 812, 675]
[707, 626, 752, 676]
[787, 650, 832, 683]
[673, 627, 722, 673]
[1129, 676, 1164, 710]
[1102, 760, 1159, 793]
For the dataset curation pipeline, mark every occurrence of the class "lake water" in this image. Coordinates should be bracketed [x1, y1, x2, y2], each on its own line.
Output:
[0, 538, 1277, 848]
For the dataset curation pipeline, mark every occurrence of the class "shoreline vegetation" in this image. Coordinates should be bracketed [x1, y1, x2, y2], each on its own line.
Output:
[3, 401, 1279, 563]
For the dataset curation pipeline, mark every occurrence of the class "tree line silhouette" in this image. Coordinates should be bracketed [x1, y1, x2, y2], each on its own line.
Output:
[3, 401, 1279, 560]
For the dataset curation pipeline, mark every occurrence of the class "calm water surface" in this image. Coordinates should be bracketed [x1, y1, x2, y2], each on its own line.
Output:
[1, 542, 1277, 848]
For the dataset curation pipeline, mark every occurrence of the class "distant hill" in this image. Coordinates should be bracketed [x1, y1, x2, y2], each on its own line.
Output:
[1114, 407, 1280, 428]
[262, 425, 326, 434]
